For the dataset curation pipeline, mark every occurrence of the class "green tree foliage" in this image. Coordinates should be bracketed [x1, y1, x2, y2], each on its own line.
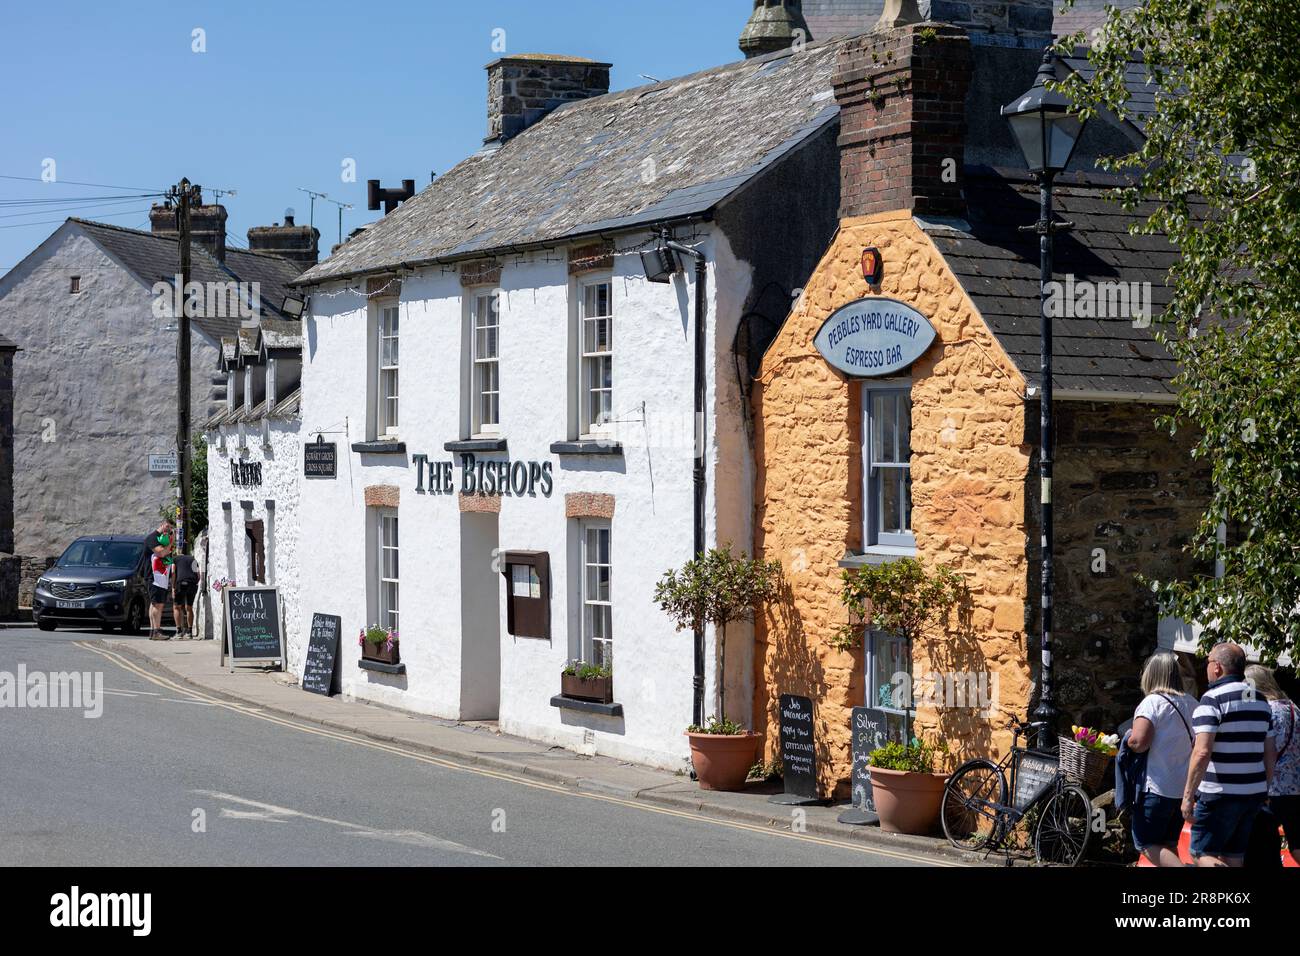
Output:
[1057, 1, 1300, 662]
[655, 547, 782, 723]
[837, 557, 966, 651]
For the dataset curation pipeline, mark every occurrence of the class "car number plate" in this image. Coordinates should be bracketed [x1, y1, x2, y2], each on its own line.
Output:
[55, 600, 85, 609]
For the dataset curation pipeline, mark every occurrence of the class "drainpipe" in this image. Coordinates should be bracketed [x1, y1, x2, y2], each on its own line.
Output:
[665, 234, 708, 727]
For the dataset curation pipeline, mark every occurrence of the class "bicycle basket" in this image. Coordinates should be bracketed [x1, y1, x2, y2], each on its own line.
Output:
[1057, 735, 1111, 793]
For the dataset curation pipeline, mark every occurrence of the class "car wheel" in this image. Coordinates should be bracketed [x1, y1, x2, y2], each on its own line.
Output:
[120, 601, 143, 635]
[37, 619, 56, 631]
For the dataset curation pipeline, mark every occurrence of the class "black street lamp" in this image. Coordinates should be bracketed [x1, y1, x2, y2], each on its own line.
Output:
[1002, 51, 1086, 750]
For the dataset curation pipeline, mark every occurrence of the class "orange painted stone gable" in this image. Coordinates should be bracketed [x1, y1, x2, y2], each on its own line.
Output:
[751, 212, 1034, 797]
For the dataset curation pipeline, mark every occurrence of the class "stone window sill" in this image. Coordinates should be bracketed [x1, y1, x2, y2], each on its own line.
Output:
[358, 658, 405, 675]
[549, 440, 623, 456]
[838, 545, 917, 569]
[352, 440, 407, 455]
[445, 437, 508, 453]
[550, 694, 623, 717]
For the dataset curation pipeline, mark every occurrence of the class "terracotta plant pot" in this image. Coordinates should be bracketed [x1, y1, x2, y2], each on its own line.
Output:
[362, 640, 400, 665]
[686, 732, 758, 792]
[868, 766, 948, 835]
[561, 672, 613, 703]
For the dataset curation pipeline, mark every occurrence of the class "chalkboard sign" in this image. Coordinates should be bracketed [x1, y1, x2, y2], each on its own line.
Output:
[778, 694, 818, 799]
[301, 613, 341, 696]
[1013, 751, 1059, 810]
[850, 706, 905, 812]
[304, 439, 337, 478]
[223, 587, 284, 671]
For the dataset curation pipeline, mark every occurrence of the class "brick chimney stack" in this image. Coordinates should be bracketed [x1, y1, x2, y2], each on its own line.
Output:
[247, 210, 320, 270]
[149, 196, 228, 262]
[484, 54, 611, 148]
[833, 22, 973, 220]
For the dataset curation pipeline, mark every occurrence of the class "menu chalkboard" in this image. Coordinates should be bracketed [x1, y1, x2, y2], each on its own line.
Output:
[301, 613, 341, 696]
[778, 694, 818, 799]
[851, 706, 905, 812]
[224, 587, 284, 668]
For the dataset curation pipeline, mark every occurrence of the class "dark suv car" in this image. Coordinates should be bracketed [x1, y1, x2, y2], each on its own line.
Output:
[32, 536, 151, 633]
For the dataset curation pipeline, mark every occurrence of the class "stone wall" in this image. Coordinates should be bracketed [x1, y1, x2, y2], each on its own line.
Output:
[752, 211, 1033, 797]
[0, 554, 18, 618]
[19, 555, 56, 608]
[0, 346, 14, 556]
[0, 226, 221, 556]
[1040, 400, 1210, 729]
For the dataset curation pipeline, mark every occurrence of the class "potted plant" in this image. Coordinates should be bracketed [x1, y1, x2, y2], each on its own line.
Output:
[655, 547, 782, 791]
[561, 660, 613, 703]
[684, 716, 760, 791]
[868, 737, 950, 835]
[359, 624, 399, 665]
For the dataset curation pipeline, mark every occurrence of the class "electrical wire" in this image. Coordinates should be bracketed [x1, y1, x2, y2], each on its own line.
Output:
[0, 173, 166, 192]
[0, 197, 159, 220]
[0, 208, 150, 230]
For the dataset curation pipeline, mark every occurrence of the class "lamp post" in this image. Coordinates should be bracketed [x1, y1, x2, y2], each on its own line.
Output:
[1002, 52, 1086, 750]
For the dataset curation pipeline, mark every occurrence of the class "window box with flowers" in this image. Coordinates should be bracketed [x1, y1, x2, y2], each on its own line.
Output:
[559, 660, 613, 704]
[359, 624, 400, 666]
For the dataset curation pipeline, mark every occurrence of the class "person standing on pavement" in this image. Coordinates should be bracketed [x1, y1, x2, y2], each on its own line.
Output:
[171, 549, 201, 639]
[1127, 652, 1197, 866]
[148, 548, 172, 640]
[1245, 663, 1300, 866]
[192, 529, 210, 640]
[1182, 642, 1278, 867]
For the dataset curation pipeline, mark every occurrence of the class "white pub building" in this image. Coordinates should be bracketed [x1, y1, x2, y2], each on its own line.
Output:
[291, 44, 845, 767]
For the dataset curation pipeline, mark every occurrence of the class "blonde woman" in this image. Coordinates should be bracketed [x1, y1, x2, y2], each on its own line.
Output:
[1128, 652, 1197, 866]
[1245, 664, 1299, 866]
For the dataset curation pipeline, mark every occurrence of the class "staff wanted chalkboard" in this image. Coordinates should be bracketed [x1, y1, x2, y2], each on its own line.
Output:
[223, 587, 284, 671]
[777, 694, 818, 799]
[301, 613, 341, 696]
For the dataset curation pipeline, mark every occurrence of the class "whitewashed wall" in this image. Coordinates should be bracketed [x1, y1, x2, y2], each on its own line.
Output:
[298, 225, 757, 769]
[205, 419, 304, 673]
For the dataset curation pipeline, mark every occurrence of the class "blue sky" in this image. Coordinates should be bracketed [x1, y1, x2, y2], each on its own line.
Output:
[0, 0, 749, 272]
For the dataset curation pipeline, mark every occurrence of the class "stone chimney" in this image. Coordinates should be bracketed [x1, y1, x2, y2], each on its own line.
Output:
[149, 196, 228, 262]
[925, 0, 1053, 48]
[484, 54, 611, 147]
[739, 0, 812, 58]
[833, 22, 973, 219]
[247, 210, 320, 269]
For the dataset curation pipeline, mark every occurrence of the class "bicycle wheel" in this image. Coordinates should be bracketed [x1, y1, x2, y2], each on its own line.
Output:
[1034, 783, 1094, 866]
[941, 758, 1007, 851]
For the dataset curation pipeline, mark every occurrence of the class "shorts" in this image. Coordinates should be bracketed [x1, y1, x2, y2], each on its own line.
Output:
[174, 582, 198, 606]
[1131, 791, 1184, 851]
[149, 585, 169, 605]
[1191, 792, 1266, 859]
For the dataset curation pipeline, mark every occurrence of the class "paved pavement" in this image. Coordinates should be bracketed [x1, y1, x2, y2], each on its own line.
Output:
[0, 624, 966, 866]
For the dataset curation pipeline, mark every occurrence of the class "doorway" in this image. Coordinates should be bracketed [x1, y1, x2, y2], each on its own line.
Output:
[458, 512, 501, 719]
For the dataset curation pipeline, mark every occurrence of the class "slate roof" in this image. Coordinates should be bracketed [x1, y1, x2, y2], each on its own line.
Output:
[295, 41, 844, 286]
[924, 171, 1187, 397]
[798, 0, 1140, 41]
[70, 219, 305, 339]
[201, 386, 301, 429]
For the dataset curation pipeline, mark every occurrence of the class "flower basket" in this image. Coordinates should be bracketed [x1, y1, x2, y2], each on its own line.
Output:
[359, 626, 400, 665]
[1058, 735, 1111, 793]
[561, 672, 613, 703]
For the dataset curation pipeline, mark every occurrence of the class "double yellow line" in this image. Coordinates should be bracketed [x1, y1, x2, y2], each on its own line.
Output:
[75, 640, 962, 866]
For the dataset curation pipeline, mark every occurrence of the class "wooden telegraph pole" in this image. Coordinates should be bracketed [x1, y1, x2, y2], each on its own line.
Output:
[169, 178, 200, 555]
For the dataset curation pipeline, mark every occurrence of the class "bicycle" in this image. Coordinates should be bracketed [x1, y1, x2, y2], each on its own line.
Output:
[940, 719, 1094, 866]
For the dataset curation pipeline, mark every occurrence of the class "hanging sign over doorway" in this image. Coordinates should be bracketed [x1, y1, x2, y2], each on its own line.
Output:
[812, 297, 936, 378]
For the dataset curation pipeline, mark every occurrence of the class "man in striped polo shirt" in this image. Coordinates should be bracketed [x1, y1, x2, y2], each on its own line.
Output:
[1182, 642, 1278, 866]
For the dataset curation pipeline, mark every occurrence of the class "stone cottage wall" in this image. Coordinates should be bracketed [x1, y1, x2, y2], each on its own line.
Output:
[752, 211, 1033, 796]
[1044, 400, 1210, 729]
